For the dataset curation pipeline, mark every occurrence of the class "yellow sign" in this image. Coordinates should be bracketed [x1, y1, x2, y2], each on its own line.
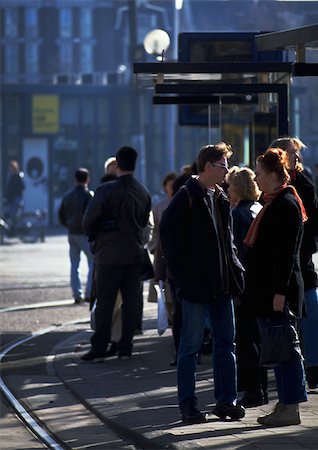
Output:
[32, 95, 59, 134]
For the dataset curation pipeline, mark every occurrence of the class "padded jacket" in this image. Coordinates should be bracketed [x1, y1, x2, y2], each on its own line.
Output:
[159, 176, 244, 303]
[58, 185, 93, 235]
[82, 174, 151, 265]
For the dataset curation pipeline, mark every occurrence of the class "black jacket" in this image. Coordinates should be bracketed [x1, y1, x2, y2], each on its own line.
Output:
[291, 171, 318, 289]
[159, 176, 244, 303]
[244, 189, 305, 318]
[58, 185, 94, 235]
[82, 174, 151, 265]
[232, 200, 262, 265]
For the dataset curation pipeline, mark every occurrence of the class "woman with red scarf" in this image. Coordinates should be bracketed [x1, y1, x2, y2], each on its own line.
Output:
[244, 148, 308, 426]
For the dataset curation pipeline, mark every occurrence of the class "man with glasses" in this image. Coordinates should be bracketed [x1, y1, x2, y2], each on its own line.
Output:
[160, 142, 245, 424]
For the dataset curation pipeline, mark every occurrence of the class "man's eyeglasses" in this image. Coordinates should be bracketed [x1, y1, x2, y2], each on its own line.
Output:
[212, 162, 229, 173]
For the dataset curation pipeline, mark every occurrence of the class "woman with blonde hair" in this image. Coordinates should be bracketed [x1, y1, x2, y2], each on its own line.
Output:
[244, 147, 308, 426]
[226, 166, 266, 408]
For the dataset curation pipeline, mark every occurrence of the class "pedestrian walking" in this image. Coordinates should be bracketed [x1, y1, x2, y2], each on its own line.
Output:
[58, 168, 94, 304]
[160, 142, 245, 424]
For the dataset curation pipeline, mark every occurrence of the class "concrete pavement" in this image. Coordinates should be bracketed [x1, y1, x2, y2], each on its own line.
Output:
[2, 232, 318, 449]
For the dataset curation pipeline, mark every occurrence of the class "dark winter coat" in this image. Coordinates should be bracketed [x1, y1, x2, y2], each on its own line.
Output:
[159, 176, 244, 303]
[82, 174, 151, 265]
[291, 171, 318, 290]
[244, 189, 305, 318]
[58, 185, 94, 235]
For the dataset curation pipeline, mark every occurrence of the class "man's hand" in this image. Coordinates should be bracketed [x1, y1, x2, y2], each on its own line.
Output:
[273, 293, 285, 312]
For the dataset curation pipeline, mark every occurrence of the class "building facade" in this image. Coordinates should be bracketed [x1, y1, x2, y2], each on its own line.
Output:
[1, 0, 317, 224]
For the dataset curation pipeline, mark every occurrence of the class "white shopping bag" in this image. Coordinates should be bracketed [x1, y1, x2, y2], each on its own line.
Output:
[155, 281, 169, 336]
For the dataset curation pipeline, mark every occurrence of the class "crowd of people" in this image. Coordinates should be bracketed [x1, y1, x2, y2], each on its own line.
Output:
[56, 137, 318, 428]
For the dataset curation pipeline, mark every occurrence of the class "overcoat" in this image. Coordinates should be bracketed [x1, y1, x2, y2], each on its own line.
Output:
[244, 189, 305, 318]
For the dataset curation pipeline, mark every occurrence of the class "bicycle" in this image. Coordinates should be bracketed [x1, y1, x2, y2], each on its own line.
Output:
[0, 207, 46, 244]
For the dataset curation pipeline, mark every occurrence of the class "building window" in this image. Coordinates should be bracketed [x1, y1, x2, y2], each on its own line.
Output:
[5, 8, 18, 37]
[25, 7, 38, 38]
[25, 43, 38, 78]
[80, 8, 92, 38]
[5, 44, 19, 79]
[60, 8, 72, 38]
[81, 43, 93, 73]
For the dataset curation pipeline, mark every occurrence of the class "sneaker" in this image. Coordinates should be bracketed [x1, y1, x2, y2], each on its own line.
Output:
[212, 402, 245, 420]
[257, 402, 300, 426]
[80, 351, 107, 362]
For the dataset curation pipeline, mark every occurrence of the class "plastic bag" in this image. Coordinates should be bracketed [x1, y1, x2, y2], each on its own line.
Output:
[155, 281, 169, 336]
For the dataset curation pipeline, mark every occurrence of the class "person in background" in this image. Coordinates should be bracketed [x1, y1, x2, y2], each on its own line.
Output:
[58, 168, 94, 304]
[160, 143, 245, 424]
[244, 147, 307, 426]
[226, 166, 267, 408]
[101, 156, 117, 183]
[270, 137, 318, 390]
[4, 159, 25, 229]
[81, 146, 151, 361]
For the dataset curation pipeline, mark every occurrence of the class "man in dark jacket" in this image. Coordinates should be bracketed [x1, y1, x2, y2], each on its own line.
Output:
[59, 168, 94, 304]
[81, 146, 151, 361]
[160, 143, 245, 424]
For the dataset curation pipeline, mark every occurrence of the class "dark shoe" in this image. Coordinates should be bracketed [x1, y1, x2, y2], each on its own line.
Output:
[181, 408, 207, 425]
[108, 342, 119, 356]
[238, 390, 265, 408]
[84, 297, 91, 304]
[80, 351, 107, 362]
[212, 403, 245, 420]
[118, 351, 132, 360]
[134, 328, 143, 335]
[307, 366, 318, 390]
[180, 398, 207, 424]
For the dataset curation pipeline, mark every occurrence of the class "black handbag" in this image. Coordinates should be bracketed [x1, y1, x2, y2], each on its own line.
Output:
[259, 317, 300, 368]
[140, 249, 154, 281]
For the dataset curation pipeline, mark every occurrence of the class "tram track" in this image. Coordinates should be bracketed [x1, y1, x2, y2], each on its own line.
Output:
[0, 299, 138, 450]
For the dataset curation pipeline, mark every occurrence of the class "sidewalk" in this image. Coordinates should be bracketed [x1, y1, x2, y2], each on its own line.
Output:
[53, 301, 318, 450]
[3, 232, 318, 448]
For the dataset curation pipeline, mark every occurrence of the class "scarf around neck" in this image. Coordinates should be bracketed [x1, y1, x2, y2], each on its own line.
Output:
[243, 184, 307, 248]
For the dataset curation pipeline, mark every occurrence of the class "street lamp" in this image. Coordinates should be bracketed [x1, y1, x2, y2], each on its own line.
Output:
[143, 29, 170, 61]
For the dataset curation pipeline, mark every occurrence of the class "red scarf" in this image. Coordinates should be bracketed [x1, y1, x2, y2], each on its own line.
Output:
[244, 184, 307, 248]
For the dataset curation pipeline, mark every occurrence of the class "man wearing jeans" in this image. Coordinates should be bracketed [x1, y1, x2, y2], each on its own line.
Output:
[58, 168, 94, 304]
[160, 143, 245, 424]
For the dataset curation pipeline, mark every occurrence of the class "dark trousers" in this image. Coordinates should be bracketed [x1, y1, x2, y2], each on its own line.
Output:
[91, 263, 141, 355]
[235, 305, 268, 395]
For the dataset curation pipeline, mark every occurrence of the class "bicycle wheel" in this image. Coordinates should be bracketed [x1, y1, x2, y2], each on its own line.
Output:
[16, 213, 43, 243]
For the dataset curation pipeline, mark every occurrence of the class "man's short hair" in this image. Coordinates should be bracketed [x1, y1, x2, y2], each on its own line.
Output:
[197, 142, 233, 173]
[75, 168, 89, 183]
[116, 146, 138, 171]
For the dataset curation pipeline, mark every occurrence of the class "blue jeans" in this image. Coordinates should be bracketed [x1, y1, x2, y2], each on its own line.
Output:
[68, 234, 94, 299]
[300, 288, 318, 367]
[257, 316, 307, 405]
[177, 295, 237, 408]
